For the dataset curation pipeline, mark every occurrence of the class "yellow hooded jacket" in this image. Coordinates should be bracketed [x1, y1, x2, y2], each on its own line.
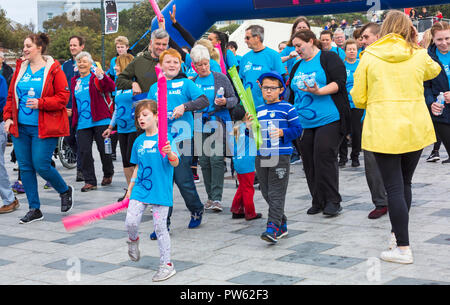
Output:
[350, 33, 441, 154]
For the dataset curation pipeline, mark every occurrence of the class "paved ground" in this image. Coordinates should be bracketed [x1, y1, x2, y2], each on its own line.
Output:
[0, 144, 449, 286]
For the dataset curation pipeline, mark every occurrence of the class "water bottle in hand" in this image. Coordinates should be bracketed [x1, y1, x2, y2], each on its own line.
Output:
[28, 88, 35, 100]
[268, 121, 279, 147]
[104, 138, 112, 154]
[433, 92, 445, 116]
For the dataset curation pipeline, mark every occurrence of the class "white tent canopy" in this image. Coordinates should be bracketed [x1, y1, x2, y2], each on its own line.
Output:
[229, 19, 323, 56]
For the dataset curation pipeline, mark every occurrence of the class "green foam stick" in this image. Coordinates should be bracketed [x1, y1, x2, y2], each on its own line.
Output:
[228, 66, 262, 149]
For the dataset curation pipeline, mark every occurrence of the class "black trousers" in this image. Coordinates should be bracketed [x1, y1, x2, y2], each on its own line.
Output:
[339, 108, 364, 161]
[373, 149, 422, 247]
[433, 122, 450, 156]
[118, 132, 138, 168]
[298, 120, 343, 209]
[77, 125, 114, 186]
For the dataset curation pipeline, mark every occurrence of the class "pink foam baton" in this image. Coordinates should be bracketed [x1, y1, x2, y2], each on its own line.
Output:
[149, 0, 164, 22]
[215, 43, 227, 74]
[62, 199, 130, 231]
[155, 64, 168, 157]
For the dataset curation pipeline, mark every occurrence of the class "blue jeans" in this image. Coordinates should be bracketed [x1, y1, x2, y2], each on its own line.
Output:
[12, 124, 69, 209]
[0, 122, 15, 205]
[174, 154, 204, 214]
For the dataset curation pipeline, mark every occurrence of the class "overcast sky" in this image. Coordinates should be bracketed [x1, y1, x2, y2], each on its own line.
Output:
[1, 0, 38, 26]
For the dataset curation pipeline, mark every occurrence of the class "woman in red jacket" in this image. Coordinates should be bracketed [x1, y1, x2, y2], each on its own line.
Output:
[71, 51, 115, 192]
[3, 33, 74, 224]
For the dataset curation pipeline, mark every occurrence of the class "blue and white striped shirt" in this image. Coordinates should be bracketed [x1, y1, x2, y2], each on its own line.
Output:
[256, 101, 303, 156]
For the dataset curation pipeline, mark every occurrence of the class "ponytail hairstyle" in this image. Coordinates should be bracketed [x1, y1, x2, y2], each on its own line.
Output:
[26, 33, 50, 54]
[291, 29, 322, 50]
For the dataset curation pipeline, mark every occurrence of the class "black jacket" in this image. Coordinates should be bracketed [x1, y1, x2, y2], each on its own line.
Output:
[288, 50, 351, 135]
[424, 44, 450, 125]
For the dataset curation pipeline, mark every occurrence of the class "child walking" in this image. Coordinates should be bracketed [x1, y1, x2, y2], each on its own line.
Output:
[230, 105, 262, 221]
[124, 99, 179, 282]
[249, 72, 302, 244]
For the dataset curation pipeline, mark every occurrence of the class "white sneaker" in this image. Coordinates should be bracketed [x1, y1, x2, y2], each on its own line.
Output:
[388, 233, 397, 250]
[380, 247, 413, 264]
[127, 239, 140, 262]
[211, 201, 223, 212]
[204, 200, 214, 210]
[152, 263, 176, 282]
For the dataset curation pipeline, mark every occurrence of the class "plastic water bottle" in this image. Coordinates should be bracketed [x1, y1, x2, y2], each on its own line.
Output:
[433, 92, 445, 116]
[268, 121, 279, 147]
[216, 87, 224, 99]
[28, 88, 35, 99]
[104, 138, 112, 154]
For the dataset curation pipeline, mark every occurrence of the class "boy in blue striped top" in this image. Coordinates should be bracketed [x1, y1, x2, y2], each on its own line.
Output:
[248, 72, 302, 244]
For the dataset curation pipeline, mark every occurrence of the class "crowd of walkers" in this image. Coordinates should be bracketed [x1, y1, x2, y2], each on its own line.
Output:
[0, 7, 449, 281]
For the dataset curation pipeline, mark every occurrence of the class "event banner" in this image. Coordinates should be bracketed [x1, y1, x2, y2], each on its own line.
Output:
[253, 0, 360, 9]
[104, 0, 118, 34]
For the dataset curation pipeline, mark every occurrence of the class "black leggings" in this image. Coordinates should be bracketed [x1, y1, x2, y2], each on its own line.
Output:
[433, 122, 450, 156]
[118, 132, 137, 168]
[373, 149, 422, 247]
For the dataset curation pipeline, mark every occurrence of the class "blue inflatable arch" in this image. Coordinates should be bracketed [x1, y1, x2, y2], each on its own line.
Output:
[151, 0, 449, 46]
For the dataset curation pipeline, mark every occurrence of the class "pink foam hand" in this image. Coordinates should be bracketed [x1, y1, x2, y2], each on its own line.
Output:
[215, 43, 227, 74]
[62, 199, 130, 231]
[155, 64, 168, 157]
[149, 0, 164, 22]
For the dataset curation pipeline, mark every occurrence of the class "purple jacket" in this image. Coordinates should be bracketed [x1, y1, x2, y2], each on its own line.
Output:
[71, 72, 115, 130]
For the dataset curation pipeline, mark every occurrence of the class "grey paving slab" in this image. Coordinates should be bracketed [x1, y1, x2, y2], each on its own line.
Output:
[119, 255, 200, 272]
[44, 258, 121, 275]
[430, 209, 450, 217]
[0, 234, 31, 247]
[0, 259, 13, 267]
[385, 277, 450, 285]
[52, 227, 128, 245]
[425, 234, 450, 246]
[228, 271, 304, 285]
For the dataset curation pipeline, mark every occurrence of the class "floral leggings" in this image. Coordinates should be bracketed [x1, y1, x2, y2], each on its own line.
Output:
[125, 200, 171, 265]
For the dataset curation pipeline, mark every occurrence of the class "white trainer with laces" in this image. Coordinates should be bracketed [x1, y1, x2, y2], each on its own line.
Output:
[152, 263, 176, 282]
[380, 247, 413, 264]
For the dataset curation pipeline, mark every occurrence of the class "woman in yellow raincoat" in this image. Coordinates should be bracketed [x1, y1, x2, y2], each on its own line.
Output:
[351, 10, 441, 265]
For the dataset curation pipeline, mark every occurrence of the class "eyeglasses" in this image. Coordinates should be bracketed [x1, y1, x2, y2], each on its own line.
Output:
[261, 86, 281, 92]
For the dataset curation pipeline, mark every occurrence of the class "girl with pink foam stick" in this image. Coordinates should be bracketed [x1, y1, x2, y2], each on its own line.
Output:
[124, 99, 179, 282]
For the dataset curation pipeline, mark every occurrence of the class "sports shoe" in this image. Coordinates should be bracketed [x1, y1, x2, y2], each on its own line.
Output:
[152, 263, 176, 282]
[204, 200, 214, 210]
[246, 213, 262, 221]
[12, 181, 25, 194]
[323, 202, 342, 216]
[0, 198, 20, 214]
[307, 205, 323, 215]
[388, 233, 397, 250]
[60, 185, 74, 213]
[126, 238, 140, 262]
[232, 213, 245, 219]
[43, 181, 52, 189]
[19, 209, 44, 224]
[351, 159, 360, 167]
[188, 210, 203, 229]
[260, 222, 279, 244]
[380, 247, 413, 264]
[290, 155, 302, 165]
[150, 227, 170, 240]
[278, 222, 288, 239]
[193, 174, 201, 183]
[442, 158, 450, 164]
[338, 159, 347, 168]
[211, 201, 223, 212]
[368, 206, 388, 219]
[426, 150, 440, 162]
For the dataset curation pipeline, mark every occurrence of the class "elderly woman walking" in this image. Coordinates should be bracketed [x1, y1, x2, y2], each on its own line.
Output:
[71, 51, 115, 192]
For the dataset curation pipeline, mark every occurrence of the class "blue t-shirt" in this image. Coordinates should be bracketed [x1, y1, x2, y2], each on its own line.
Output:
[256, 101, 302, 156]
[17, 66, 44, 126]
[185, 53, 223, 78]
[74, 75, 111, 130]
[148, 77, 204, 142]
[239, 47, 285, 108]
[232, 123, 256, 174]
[280, 45, 301, 74]
[130, 133, 178, 207]
[330, 46, 346, 62]
[0, 74, 7, 111]
[291, 51, 340, 129]
[345, 59, 360, 109]
[107, 57, 117, 80]
[236, 55, 242, 67]
[437, 49, 450, 88]
[113, 89, 137, 134]
[225, 49, 238, 70]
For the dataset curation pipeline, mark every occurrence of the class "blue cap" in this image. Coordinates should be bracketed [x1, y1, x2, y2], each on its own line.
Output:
[257, 71, 286, 90]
